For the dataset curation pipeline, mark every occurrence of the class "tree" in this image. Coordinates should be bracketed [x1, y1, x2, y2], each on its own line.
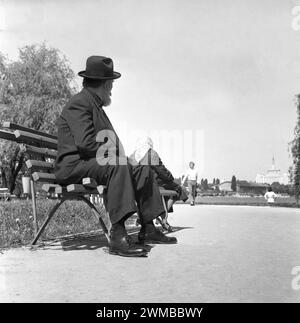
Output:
[199, 178, 203, 189]
[215, 178, 220, 185]
[271, 182, 281, 193]
[290, 94, 300, 203]
[0, 43, 76, 193]
[203, 178, 209, 190]
[231, 175, 237, 192]
[271, 182, 293, 195]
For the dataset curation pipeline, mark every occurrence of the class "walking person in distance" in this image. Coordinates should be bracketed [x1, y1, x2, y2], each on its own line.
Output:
[181, 161, 198, 206]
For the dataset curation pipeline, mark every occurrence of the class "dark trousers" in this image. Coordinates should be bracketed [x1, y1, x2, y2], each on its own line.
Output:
[188, 180, 197, 203]
[55, 158, 165, 225]
[156, 179, 188, 202]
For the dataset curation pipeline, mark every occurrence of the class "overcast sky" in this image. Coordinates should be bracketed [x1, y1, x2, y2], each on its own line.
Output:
[1, 0, 299, 180]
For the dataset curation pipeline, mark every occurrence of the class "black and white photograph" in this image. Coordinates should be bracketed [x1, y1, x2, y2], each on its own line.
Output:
[0, 0, 300, 311]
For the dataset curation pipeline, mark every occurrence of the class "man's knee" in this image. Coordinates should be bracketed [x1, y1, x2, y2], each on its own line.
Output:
[131, 164, 153, 179]
[107, 164, 132, 180]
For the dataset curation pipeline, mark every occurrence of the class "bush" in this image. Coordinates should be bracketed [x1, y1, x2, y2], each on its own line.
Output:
[0, 198, 109, 248]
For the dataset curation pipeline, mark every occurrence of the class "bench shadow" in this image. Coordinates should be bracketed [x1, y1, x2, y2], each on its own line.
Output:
[32, 226, 194, 252]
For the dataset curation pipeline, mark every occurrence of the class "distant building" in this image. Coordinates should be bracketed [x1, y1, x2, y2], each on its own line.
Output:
[218, 181, 232, 192]
[237, 182, 269, 195]
[218, 180, 269, 195]
[256, 157, 289, 185]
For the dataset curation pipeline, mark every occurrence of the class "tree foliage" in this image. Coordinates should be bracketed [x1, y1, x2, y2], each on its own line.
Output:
[0, 43, 76, 133]
[231, 175, 237, 192]
[290, 95, 300, 203]
[0, 43, 76, 192]
[270, 182, 293, 195]
[202, 178, 209, 190]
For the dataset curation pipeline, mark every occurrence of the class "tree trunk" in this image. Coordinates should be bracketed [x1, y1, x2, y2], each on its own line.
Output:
[0, 166, 7, 188]
[8, 146, 24, 194]
[9, 155, 24, 194]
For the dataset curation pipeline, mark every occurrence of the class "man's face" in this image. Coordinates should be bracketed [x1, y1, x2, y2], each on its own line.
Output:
[189, 162, 195, 169]
[102, 80, 114, 107]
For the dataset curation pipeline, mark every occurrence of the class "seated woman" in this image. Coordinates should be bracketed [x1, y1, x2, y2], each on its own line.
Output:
[129, 136, 188, 231]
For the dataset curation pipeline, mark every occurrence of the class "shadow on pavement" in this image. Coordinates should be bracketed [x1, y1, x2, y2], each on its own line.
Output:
[30, 226, 194, 252]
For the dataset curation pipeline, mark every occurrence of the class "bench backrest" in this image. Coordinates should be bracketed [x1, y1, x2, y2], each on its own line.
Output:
[0, 122, 101, 195]
[0, 122, 57, 184]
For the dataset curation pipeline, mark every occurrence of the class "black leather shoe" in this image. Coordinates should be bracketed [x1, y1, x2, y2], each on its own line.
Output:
[138, 228, 177, 244]
[109, 234, 149, 257]
[126, 235, 152, 252]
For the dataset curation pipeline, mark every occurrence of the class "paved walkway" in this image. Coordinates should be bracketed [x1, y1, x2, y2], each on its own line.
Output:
[1, 205, 300, 302]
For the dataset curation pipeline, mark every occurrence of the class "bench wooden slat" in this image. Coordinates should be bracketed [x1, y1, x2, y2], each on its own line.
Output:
[44, 186, 65, 194]
[0, 129, 19, 142]
[97, 185, 105, 195]
[159, 188, 178, 197]
[23, 144, 57, 158]
[32, 172, 56, 183]
[14, 130, 57, 149]
[82, 177, 98, 188]
[2, 122, 57, 140]
[67, 184, 98, 194]
[42, 184, 61, 193]
[55, 186, 93, 195]
[42, 185, 65, 194]
[82, 178, 106, 194]
[26, 160, 54, 171]
[55, 186, 65, 194]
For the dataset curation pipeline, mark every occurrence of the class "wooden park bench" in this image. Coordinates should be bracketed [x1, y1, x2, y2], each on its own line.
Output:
[0, 121, 178, 245]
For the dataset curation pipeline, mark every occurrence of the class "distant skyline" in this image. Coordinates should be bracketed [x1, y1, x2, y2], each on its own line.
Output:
[0, 0, 299, 180]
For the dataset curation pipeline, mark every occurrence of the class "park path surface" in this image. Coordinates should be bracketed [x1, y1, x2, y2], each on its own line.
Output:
[1, 205, 300, 303]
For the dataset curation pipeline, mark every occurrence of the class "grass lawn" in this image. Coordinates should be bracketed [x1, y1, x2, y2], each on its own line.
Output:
[194, 195, 297, 207]
[0, 199, 113, 248]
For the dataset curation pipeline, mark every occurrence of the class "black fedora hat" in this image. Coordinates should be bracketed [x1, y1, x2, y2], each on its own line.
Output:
[78, 56, 121, 80]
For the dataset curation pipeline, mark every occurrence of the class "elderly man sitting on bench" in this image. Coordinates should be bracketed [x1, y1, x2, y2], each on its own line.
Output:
[54, 56, 177, 258]
[130, 136, 188, 231]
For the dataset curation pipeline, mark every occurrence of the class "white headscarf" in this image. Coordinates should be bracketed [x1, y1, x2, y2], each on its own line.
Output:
[134, 136, 154, 163]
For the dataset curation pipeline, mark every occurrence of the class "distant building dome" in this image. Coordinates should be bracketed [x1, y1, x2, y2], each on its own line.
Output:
[256, 157, 289, 185]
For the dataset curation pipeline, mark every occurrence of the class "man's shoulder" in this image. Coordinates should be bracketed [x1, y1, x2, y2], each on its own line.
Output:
[63, 89, 92, 112]
[70, 90, 91, 106]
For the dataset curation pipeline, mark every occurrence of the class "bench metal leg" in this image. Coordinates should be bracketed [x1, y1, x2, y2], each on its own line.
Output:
[77, 195, 110, 242]
[31, 194, 110, 245]
[30, 179, 38, 235]
[158, 196, 173, 232]
[31, 197, 67, 245]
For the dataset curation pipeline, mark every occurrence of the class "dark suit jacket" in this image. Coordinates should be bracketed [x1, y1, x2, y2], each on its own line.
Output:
[129, 148, 188, 203]
[55, 87, 122, 181]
